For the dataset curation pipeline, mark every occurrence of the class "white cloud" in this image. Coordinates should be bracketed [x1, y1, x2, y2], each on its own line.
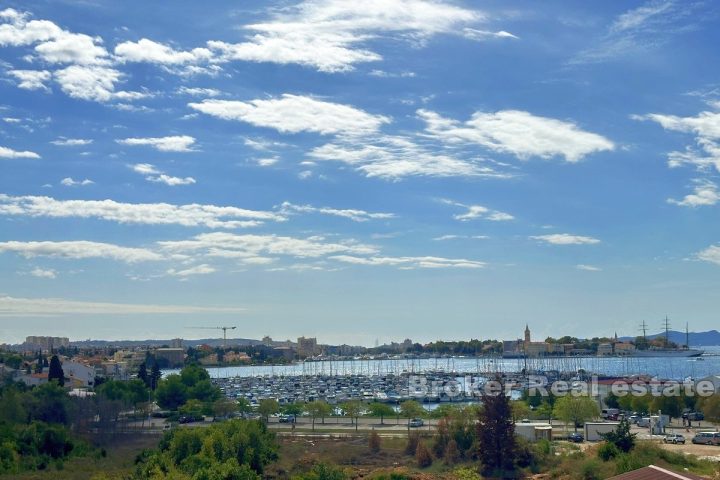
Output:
[419, 109, 614, 162]
[441, 199, 514, 222]
[433, 235, 488, 241]
[668, 181, 720, 207]
[530, 233, 601, 245]
[0, 145, 40, 159]
[117, 135, 196, 152]
[330, 254, 485, 269]
[176, 86, 221, 97]
[698, 245, 720, 266]
[243, 137, 289, 151]
[54, 65, 145, 103]
[633, 110, 720, 172]
[462, 28, 518, 40]
[0, 294, 245, 316]
[576, 264, 601, 271]
[50, 138, 92, 146]
[189, 95, 389, 136]
[8, 69, 51, 90]
[0, 240, 163, 263]
[28, 267, 57, 278]
[129, 163, 196, 186]
[60, 177, 94, 187]
[256, 157, 279, 167]
[115, 38, 212, 65]
[167, 264, 216, 277]
[309, 135, 510, 179]
[206, 0, 485, 72]
[158, 232, 378, 259]
[0, 9, 109, 65]
[279, 201, 394, 222]
[0, 194, 283, 228]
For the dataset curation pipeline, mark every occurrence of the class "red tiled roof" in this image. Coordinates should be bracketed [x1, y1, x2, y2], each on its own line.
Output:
[609, 465, 708, 480]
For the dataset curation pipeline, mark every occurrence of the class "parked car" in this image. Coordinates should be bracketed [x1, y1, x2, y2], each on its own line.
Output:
[687, 412, 705, 421]
[178, 415, 199, 424]
[568, 433, 584, 443]
[409, 418, 424, 428]
[278, 414, 295, 423]
[692, 432, 719, 445]
[663, 434, 686, 444]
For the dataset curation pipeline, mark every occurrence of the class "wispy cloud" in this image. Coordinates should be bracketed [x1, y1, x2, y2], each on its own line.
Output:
[530, 233, 601, 245]
[571, 1, 707, 65]
[0, 295, 245, 316]
[116, 135, 196, 152]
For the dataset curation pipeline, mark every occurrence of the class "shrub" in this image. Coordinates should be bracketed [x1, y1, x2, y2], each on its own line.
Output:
[404, 432, 419, 456]
[415, 442, 433, 468]
[368, 431, 381, 454]
[580, 458, 603, 480]
[444, 439, 459, 465]
[598, 442, 620, 461]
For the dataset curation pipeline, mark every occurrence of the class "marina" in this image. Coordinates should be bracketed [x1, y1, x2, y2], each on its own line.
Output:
[164, 348, 720, 407]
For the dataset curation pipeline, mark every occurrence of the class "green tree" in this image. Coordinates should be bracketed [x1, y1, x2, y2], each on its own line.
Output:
[180, 364, 210, 387]
[237, 397, 252, 416]
[605, 391, 620, 409]
[600, 418, 636, 453]
[399, 400, 425, 429]
[155, 374, 189, 411]
[295, 463, 346, 480]
[306, 400, 332, 431]
[368, 402, 395, 425]
[137, 362, 149, 387]
[282, 402, 304, 422]
[48, 355, 64, 387]
[134, 419, 277, 478]
[213, 397, 238, 419]
[553, 395, 600, 432]
[150, 362, 162, 391]
[30, 382, 69, 424]
[477, 383, 517, 477]
[511, 400, 531, 422]
[699, 394, 720, 422]
[340, 401, 363, 432]
[258, 398, 279, 422]
[0, 387, 28, 424]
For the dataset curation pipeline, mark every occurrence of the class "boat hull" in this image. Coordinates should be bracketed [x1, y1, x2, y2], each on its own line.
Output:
[628, 349, 704, 358]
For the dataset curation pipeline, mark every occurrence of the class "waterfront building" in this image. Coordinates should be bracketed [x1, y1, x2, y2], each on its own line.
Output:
[297, 336, 319, 357]
[154, 347, 185, 367]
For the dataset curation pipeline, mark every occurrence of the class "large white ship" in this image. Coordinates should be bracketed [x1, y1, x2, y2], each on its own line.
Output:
[629, 348, 704, 358]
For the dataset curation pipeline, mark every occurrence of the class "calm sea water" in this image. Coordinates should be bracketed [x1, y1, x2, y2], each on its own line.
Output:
[167, 346, 720, 381]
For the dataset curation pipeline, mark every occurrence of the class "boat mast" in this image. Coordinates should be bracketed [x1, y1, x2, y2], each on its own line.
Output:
[686, 322, 689, 349]
[662, 316, 671, 347]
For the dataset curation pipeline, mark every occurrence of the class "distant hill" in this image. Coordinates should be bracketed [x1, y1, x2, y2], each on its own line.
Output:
[619, 330, 720, 346]
[69, 337, 264, 348]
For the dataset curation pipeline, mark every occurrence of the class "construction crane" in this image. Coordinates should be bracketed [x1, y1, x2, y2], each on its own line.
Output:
[187, 326, 237, 349]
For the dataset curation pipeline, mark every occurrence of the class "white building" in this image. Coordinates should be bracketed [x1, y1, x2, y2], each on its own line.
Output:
[62, 361, 95, 387]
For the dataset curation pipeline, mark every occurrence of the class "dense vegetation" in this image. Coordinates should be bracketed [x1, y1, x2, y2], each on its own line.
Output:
[131, 419, 277, 480]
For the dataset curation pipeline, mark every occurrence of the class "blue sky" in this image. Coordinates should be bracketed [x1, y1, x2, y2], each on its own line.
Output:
[1, 0, 719, 345]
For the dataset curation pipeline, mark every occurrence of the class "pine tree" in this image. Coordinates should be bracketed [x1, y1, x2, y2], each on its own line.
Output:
[138, 362, 149, 387]
[150, 362, 162, 391]
[48, 355, 65, 386]
[477, 379, 517, 477]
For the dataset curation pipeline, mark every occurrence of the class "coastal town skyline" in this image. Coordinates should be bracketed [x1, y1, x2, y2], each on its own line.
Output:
[2, 1, 720, 345]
